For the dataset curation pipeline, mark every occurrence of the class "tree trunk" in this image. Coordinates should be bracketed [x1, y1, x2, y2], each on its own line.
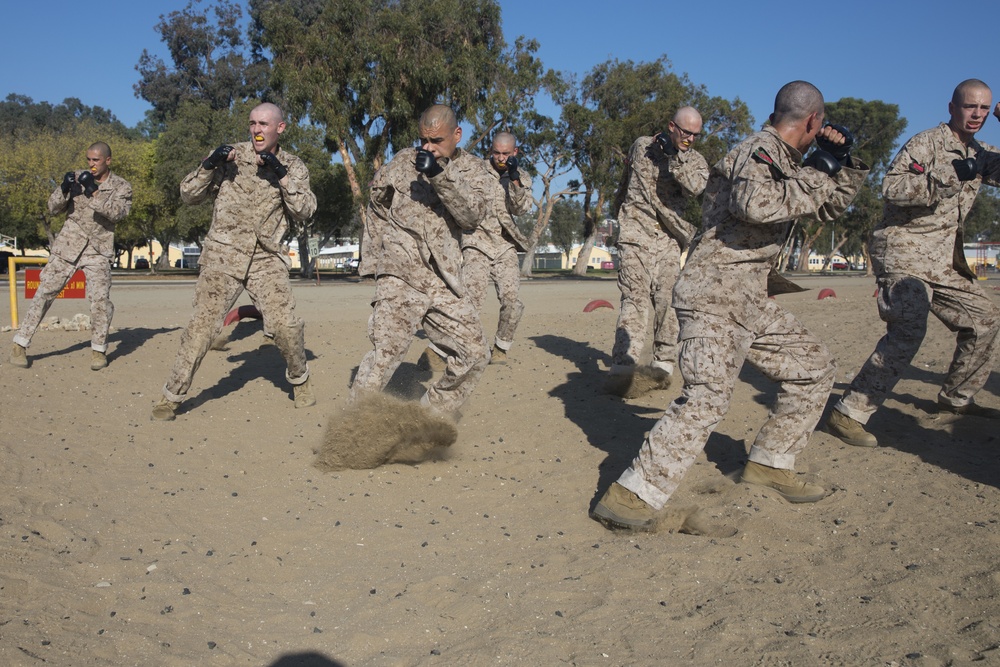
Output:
[794, 224, 826, 271]
[519, 239, 538, 278]
[573, 191, 603, 276]
[520, 199, 558, 278]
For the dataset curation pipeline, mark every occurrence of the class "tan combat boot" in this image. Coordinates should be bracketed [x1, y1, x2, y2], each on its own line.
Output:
[90, 350, 108, 371]
[826, 410, 877, 447]
[151, 397, 181, 421]
[10, 343, 28, 368]
[294, 378, 316, 408]
[490, 346, 508, 365]
[417, 348, 447, 373]
[936, 400, 1000, 420]
[741, 461, 827, 503]
[591, 482, 656, 531]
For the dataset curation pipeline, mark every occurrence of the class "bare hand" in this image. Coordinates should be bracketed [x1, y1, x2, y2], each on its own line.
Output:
[816, 125, 846, 146]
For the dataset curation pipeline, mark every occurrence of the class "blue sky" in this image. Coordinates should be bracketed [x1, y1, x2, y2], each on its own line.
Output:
[7, 1, 1000, 148]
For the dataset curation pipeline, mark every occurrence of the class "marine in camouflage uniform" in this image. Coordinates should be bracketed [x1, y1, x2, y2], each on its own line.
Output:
[460, 132, 533, 364]
[593, 82, 870, 531]
[350, 105, 492, 416]
[10, 142, 132, 371]
[152, 103, 317, 421]
[610, 107, 709, 393]
[828, 80, 1000, 447]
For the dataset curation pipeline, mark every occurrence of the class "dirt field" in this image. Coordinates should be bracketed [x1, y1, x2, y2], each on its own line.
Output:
[2, 273, 999, 666]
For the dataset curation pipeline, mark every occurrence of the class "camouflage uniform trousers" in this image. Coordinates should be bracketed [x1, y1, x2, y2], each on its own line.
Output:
[162, 253, 308, 402]
[617, 302, 836, 510]
[462, 245, 524, 350]
[350, 274, 489, 416]
[836, 274, 1000, 422]
[14, 250, 114, 352]
[611, 240, 682, 374]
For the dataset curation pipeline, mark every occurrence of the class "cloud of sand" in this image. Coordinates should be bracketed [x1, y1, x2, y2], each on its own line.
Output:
[314, 393, 458, 471]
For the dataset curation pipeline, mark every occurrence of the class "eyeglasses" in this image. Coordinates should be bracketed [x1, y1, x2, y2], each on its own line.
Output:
[671, 123, 702, 140]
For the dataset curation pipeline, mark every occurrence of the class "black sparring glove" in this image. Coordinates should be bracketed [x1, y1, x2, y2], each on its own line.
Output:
[202, 144, 234, 170]
[415, 149, 443, 177]
[655, 132, 677, 156]
[78, 170, 98, 197]
[257, 151, 288, 179]
[815, 124, 854, 165]
[804, 149, 841, 176]
[505, 156, 520, 181]
[952, 157, 978, 181]
[61, 172, 76, 196]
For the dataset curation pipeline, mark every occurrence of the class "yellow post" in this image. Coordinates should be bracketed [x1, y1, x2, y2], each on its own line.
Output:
[8, 256, 48, 329]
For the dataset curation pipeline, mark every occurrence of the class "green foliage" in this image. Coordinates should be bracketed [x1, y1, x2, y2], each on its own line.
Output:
[547, 199, 584, 256]
[136, 0, 269, 123]
[0, 94, 131, 140]
[465, 36, 547, 153]
[965, 186, 1000, 242]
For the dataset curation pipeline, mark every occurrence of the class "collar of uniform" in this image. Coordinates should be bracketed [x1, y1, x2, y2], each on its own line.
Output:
[439, 147, 464, 168]
[938, 122, 980, 155]
[761, 125, 804, 162]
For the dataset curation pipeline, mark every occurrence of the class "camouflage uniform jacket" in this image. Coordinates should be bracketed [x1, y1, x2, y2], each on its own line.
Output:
[617, 136, 709, 250]
[361, 147, 493, 296]
[47, 171, 132, 262]
[870, 123, 1000, 286]
[180, 142, 316, 278]
[461, 160, 533, 259]
[674, 125, 870, 328]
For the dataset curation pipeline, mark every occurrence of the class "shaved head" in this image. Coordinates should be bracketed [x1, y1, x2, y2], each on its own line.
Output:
[673, 106, 702, 127]
[952, 79, 991, 104]
[88, 141, 111, 158]
[419, 105, 458, 132]
[492, 132, 517, 151]
[251, 102, 284, 123]
[771, 81, 825, 125]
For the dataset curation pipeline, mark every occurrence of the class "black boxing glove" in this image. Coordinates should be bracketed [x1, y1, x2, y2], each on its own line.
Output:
[78, 170, 98, 197]
[61, 172, 76, 195]
[258, 151, 288, 179]
[415, 149, 443, 177]
[815, 124, 854, 165]
[202, 144, 234, 170]
[952, 157, 978, 181]
[505, 156, 520, 181]
[655, 133, 677, 156]
[804, 149, 842, 176]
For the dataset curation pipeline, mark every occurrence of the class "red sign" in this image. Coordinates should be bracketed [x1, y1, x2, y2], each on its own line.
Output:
[25, 268, 86, 299]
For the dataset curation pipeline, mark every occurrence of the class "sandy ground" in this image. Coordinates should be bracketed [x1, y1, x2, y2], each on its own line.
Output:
[1, 272, 999, 667]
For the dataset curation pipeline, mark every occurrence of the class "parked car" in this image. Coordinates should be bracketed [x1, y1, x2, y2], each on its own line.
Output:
[831, 260, 849, 270]
[0, 250, 12, 274]
[174, 258, 193, 268]
[345, 257, 361, 273]
[135, 258, 150, 269]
